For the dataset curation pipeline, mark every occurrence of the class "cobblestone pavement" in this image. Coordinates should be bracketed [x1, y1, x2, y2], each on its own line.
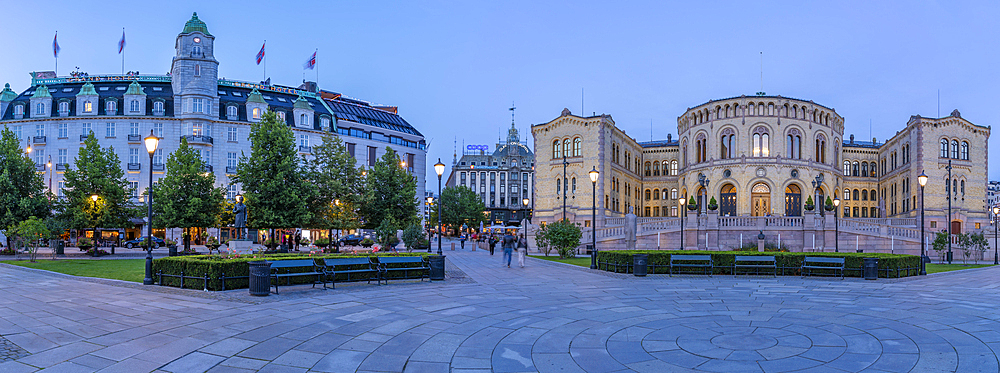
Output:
[0, 244, 997, 372]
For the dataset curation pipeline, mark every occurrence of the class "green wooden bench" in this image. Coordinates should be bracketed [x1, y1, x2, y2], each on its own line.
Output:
[323, 257, 380, 288]
[377, 256, 430, 282]
[669, 254, 713, 277]
[734, 255, 777, 277]
[269, 259, 326, 294]
[801, 256, 845, 279]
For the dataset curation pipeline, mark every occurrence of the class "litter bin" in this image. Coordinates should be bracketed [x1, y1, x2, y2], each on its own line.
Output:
[248, 261, 272, 296]
[168, 245, 178, 256]
[633, 254, 648, 277]
[56, 240, 64, 255]
[863, 257, 878, 280]
[428, 255, 445, 281]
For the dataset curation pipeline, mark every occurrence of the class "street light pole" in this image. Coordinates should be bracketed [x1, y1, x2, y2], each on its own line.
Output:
[434, 159, 445, 255]
[946, 159, 953, 264]
[143, 130, 159, 285]
[993, 206, 999, 266]
[918, 171, 928, 275]
[589, 167, 599, 269]
[562, 154, 568, 221]
[427, 197, 434, 253]
[679, 197, 685, 250]
[833, 196, 841, 252]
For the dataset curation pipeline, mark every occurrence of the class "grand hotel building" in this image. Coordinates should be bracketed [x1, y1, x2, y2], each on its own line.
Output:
[0, 13, 427, 241]
[532, 96, 990, 236]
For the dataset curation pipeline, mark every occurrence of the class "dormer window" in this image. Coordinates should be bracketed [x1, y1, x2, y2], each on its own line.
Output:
[59, 101, 69, 115]
[84, 101, 93, 113]
[130, 100, 140, 113]
[276, 111, 285, 122]
[300, 114, 308, 126]
[320, 116, 330, 129]
[227, 105, 237, 120]
[252, 108, 261, 120]
[106, 100, 117, 115]
[35, 103, 45, 115]
[13, 104, 23, 117]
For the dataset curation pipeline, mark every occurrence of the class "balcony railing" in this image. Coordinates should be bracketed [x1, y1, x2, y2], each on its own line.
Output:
[128, 134, 141, 142]
[182, 135, 214, 145]
[127, 163, 141, 171]
[79, 135, 89, 141]
[35, 164, 45, 171]
[152, 163, 165, 171]
[56, 163, 67, 171]
[299, 145, 312, 153]
[33, 136, 46, 144]
[225, 166, 238, 174]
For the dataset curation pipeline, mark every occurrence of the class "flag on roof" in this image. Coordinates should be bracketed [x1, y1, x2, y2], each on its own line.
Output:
[53, 32, 60, 58]
[256, 41, 265, 65]
[118, 30, 126, 54]
[303, 51, 316, 70]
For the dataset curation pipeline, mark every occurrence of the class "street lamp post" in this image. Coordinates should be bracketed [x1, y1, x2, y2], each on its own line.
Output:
[434, 159, 445, 255]
[918, 171, 928, 275]
[427, 196, 434, 253]
[946, 159, 953, 264]
[679, 197, 685, 250]
[47, 156, 52, 197]
[833, 196, 840, 252]
[993, 206, 999, 266]
[90, 194, 99, 246]
[589, 167, 599, 269]
[562, 155, 568, 221]
[143, 130, 159, 285]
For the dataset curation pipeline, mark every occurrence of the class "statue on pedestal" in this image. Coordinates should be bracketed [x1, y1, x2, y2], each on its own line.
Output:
[625, 206, 637, 250]
[233, 194, 247, 240]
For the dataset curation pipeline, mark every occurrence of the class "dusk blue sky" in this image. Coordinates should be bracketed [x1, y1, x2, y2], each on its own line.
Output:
[2, 1, 997, 183]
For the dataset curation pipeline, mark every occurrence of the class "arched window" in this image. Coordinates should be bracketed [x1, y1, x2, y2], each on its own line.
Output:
[645, 189, 651, 201]
[227, 106, 237, 118]
[153, 101, 163, 113]
[671, 188, 678, 200]
[572, 137, 582, 156]
[653, 189, 660, 200]
[852, 161, 860, 177]
[786, 131, 801, 159]
[644, 162, 651, 176]
[652, 162, 659, 176]
[862, 190, 868, 201]
[35, 102, 45, 115]
[752, 127, 770, 157]
[961, 141, 969, 160]
[106, 100, 116, 114]
[844, 188, 851, 200]
[951, 140, 959, 159]
[843, 161, 850, 176]
[870, 162, 877, 178]
[562, 139, 570, 158]
[130, 100, 139, 112]
[670, 160, 678, 176]
[961, 180, 965, 196]
[861, 162, 868, 177]
[940, 139, 949, 158]
[556, 178, 560, 195]
[300, 114, 307, 126]
[552, 140, 561, 159]
[720, 129, 735, 159]
[815, 137, 826, 163]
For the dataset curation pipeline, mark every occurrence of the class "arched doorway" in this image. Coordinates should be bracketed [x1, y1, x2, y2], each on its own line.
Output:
[785, 184, 802, 216]
[720, 184, 737, 216]
[751, 183, 771, 216]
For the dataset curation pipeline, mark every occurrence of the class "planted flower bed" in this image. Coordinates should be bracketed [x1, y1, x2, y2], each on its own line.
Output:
[596, 250, 921, 278]
[151, 253, 431, 291]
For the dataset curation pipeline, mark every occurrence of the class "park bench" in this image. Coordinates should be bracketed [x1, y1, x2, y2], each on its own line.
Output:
[269, 259, 326, 294]
[733, 255, 777, 277]
[801, 256, 845, 279]
[377, 256, 430, 282]
[322, 257, 380, 288]
[669, 254, 713, 277]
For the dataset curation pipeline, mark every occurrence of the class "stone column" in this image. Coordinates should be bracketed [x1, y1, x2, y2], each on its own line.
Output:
[707, 210, 719, 250]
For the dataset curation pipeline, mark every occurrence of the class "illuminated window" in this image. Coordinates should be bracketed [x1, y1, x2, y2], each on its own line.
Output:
[252, 108, 261, 120]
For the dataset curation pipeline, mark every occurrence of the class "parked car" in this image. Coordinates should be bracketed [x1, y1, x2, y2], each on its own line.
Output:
[338, 234, 365, 246]
[123, 237, 165, 249]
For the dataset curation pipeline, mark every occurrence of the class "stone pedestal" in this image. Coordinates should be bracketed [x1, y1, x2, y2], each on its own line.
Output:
[227, 239, 256, 254]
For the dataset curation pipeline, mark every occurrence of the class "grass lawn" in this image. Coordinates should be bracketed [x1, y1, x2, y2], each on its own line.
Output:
[1, 259, 145, 283]
[529, 255, 592, 267]
[925, 263, 995, 274]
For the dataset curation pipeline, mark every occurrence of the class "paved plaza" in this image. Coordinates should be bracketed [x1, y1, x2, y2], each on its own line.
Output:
[0, 245, 998, 372]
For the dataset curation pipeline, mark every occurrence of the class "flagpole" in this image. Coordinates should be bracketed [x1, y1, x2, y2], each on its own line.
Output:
[263, 40, 267, 83]
[121, 28, 125, 75]
[54, 31, 58, 76]
[316, 48, 319, 90]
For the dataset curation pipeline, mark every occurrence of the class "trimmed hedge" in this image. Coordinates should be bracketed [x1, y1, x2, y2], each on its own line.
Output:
[151, 253, 431, 291]
[595, 250, 921, 278]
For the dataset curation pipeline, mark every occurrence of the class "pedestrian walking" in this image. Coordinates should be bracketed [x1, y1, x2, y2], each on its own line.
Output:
[517, 234, 527, 268]
[502, 231, 514, 268]
[489, 235, 497, 255]
[460, 234, 466, 250]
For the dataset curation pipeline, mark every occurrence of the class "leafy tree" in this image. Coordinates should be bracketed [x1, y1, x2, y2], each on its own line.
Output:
[957, 233, 972, 264]
[932, 230, 949, 261]
[824, 196, 835, 211]
[969, 231, 988, 264]
[9, 216, 49, 262]
[430, 186, 487, 231]
[548, 219, 582, 259]
[0, 126, 50, 248]
[304, 132, 363, 238]
[535, 223, 552, 256]
[401, 223, 423, 252]
[57, 133, 136, 236]
[232, 111, 315, 239]
[374, 217, 399, 250]
[361, 147, 417, 229]
[151, 138, 226, 251]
